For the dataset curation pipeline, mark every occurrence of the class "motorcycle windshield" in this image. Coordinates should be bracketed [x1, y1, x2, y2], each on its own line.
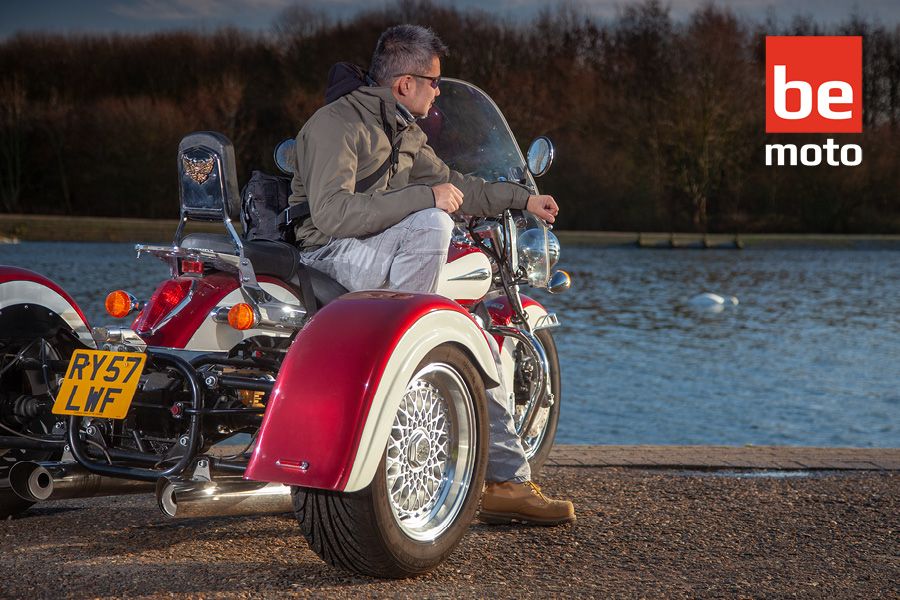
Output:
[419, 79, 530, 184]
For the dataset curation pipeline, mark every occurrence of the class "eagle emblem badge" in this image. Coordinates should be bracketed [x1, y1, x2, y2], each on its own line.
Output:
[182, 155, 215, 185]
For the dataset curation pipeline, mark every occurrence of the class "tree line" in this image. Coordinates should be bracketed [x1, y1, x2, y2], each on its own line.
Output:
[1, 0, 898, 232]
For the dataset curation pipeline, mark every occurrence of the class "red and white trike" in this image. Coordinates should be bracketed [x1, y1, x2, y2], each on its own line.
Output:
[0, 79, 569, 578]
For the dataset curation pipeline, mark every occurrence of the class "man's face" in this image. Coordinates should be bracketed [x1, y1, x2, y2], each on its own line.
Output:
[404, 56, 441, 118]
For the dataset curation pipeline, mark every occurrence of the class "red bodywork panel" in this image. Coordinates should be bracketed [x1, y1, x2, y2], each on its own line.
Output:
[0, 266, 91, 328]
[135, 273, 294, 348]
[244, 291, 474, 491]
[484, 294, 544, 346]
[136, 272, 239, 347]
[447, 241, 482, 262]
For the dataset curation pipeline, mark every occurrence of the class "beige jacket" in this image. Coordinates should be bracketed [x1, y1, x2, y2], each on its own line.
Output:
[289, 85, 531, 249]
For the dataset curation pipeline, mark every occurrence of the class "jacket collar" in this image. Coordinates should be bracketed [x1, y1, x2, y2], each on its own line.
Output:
[355, 85, 416, 131]
[355, 85, 397, 117]
[395, 102, 415, 124]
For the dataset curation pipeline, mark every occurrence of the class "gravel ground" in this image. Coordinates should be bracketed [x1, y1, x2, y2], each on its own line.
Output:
[1, 467, 897, 599]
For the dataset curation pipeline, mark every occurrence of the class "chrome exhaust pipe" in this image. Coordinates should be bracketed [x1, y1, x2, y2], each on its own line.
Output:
[156, 475, 293, 519]
[9, 461, 154, 502]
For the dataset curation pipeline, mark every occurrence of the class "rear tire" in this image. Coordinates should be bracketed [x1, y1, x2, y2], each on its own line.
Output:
[0, 323, 70, 518]
[293, 344, 488, 578]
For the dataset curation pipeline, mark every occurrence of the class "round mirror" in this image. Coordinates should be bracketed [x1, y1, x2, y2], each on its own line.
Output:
[274, 138, 296, 175]
[526, 136, 554, 177]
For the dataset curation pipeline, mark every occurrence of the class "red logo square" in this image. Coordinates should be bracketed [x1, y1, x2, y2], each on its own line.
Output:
[766, 36, 862, 133]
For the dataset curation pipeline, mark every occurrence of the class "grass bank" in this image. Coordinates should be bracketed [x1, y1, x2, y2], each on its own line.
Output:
[0, 214, 223, 243]
[1, 214, 899, 248]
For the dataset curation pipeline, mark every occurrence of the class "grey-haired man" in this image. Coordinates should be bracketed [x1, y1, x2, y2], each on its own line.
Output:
[288, 24, 574, 525]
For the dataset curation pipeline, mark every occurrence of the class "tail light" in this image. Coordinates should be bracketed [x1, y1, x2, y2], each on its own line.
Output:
[133, 278, 193, 334]
[181, 259, 204, 275]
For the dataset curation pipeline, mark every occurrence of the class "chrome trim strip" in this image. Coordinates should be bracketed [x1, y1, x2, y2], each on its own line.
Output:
[448, 268, 491, 282]
[142, 280, 196, 336]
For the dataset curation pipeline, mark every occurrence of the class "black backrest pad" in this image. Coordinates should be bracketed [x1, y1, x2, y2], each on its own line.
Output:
[180, 234, 348, 307]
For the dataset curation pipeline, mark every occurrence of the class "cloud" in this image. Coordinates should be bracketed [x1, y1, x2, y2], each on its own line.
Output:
[111, 0, 291, 21]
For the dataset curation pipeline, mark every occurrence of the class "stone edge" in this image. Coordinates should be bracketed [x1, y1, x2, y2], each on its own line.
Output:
[547, 445, 900, 471]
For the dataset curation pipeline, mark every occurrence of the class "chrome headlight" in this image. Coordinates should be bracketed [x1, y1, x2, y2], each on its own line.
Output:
[515, 212, 561, 288]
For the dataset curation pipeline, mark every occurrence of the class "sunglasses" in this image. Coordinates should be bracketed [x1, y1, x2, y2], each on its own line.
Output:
[396, 73, 441, 89]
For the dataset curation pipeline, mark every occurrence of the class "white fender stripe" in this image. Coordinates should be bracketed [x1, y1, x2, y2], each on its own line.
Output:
[0, 280, 94, 347]
[183, 282, 301, 351]
[342, 309, 500, 492]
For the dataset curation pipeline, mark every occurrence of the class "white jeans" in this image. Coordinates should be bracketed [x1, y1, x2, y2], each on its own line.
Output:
[299, 209, 454, 294]
[299, 209, 531, 482]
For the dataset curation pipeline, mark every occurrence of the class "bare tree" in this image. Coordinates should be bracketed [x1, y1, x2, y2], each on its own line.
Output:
[0, 76, 26, 213]
[663, 6, 758, 231]
[273, 2, 332, 46]
[40, 92, 74, 214]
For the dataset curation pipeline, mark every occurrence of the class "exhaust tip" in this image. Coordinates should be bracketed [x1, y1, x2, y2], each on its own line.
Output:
[155, 478, 178, 517]
[9, 461, 53, 501]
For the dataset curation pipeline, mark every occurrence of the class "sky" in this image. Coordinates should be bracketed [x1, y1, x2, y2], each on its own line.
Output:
[1, 0, 899, 39]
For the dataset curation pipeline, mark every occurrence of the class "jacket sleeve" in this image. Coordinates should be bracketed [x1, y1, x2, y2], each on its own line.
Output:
[409, 143, 532, 216]
[299, 115, 435, 239]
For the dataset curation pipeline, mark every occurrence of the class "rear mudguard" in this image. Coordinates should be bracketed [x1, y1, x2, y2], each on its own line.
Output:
[244, 291, 500, 492]
[0, 266, 94, 348]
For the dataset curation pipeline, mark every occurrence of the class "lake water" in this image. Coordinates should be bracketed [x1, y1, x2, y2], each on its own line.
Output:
[1, 241, 897, 447]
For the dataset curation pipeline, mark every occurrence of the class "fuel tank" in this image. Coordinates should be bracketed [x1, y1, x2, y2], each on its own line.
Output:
[436, 242, 492, 305]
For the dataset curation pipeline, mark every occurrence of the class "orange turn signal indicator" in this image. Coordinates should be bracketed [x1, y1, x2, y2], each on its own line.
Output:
[227, 303, 257, 331]
[105, 290, 138, 319]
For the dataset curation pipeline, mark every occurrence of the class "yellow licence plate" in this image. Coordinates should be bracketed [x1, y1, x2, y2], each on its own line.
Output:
[52, 349, 147, 420]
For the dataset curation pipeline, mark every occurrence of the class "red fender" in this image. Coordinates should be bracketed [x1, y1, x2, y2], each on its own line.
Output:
[484, 294, 547, 345]
[244, 290, 500, 492]
[0, 266, 93, 346]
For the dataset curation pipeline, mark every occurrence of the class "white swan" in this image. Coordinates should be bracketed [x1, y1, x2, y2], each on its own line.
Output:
[688, 292, 739, 313]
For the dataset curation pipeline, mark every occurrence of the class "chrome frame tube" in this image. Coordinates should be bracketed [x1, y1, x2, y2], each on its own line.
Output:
[487, 325, 551, 438]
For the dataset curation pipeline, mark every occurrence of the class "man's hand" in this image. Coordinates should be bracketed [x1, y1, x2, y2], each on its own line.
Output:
[432, 183, 464, 213]
[526, 195, 559, 224]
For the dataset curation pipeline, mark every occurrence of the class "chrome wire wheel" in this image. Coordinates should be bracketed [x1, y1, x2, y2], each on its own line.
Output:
[384, 362, 476, 542]
[512, 328, 560, 474]
[517, 403, 551, 461]
[512, 343, 551, 461]
[293, 344, 488, 578]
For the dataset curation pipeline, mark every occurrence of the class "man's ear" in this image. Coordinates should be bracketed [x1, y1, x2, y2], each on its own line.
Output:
[393, 77, 410, 98]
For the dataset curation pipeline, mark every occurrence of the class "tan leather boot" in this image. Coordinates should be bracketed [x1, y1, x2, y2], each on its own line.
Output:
[479, 481, 576, 526]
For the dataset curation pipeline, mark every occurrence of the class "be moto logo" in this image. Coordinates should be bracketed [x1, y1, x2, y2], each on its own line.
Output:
[765, 36, 863, 166]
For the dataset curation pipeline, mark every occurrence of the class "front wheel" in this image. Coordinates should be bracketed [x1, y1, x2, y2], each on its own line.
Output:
[293, 344, 488, 578]
[515, 328, 561, 476]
